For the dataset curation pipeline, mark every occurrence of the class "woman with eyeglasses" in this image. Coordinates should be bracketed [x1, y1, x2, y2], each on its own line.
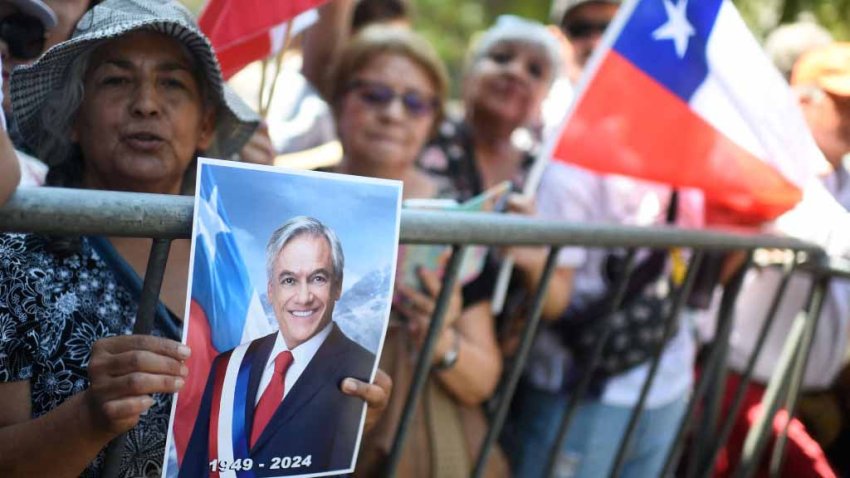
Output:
[326, 25, 506, 477]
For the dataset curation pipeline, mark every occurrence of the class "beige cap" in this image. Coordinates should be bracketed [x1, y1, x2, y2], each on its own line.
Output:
[791, 42, 850, 97]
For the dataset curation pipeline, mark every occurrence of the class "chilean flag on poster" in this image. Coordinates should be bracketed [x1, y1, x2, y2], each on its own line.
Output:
[170, 170, 272, 465]
[552, 0, 826, 223]
[199, 0, 325, 79]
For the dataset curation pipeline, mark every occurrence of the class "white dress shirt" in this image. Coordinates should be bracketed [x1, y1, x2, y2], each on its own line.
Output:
[254, 322, 333, 404]
[728, 164, 850, 390]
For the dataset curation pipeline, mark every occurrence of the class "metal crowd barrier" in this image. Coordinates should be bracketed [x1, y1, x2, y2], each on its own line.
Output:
[1, 187, 848, 478]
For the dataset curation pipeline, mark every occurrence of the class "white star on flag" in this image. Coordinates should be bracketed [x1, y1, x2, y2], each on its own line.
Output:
[197, 185, 230, 259]
[652, 0, 695, 58]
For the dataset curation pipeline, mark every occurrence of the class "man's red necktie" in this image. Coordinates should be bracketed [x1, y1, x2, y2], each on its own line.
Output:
[251, 351, 293, 447]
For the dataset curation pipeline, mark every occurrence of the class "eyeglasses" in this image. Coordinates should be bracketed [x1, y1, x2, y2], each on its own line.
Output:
[0, 13, 46, 60]
[346, 79, 438, 118]
[562, 20, 610, 39]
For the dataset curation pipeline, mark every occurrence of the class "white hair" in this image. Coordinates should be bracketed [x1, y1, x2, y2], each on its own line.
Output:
[265, 216, 345, 287]
[468, 15, 563, 84]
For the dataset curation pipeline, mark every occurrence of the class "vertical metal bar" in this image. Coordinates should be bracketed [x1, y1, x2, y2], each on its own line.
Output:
[660, 253, 752, 478]
[687, 254, 752, 478]
[543, 248, 639, 478]
[385, 245, 466, 477]
[471, 247, 561, 478]
[768, 274, 831, 476]
[101, 238, 173, 478]
[731, 311, 809, 478]
[608, 251, 705, 478]
[133, 238, 174, 334]
[734, 268, 826, 478]
[697, 258, 798, 476]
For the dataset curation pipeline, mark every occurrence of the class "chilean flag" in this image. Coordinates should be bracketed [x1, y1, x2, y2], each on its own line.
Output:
[199, 0, 325, 79]
[552, 0, 825, 224]
[171, 168, 272, 465]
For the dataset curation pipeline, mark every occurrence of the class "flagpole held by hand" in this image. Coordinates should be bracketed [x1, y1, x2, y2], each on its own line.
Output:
[491, 148, 550, 315]
[261, 19, 294, 117]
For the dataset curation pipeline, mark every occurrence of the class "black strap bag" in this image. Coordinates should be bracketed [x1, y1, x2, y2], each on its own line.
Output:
[556, 191, 679, 380]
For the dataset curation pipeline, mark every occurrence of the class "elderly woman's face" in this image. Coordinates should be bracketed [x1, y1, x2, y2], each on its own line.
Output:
[71, 30, 214, 194]
[336, 52, 438, 172]
[465, 41, 553, 126]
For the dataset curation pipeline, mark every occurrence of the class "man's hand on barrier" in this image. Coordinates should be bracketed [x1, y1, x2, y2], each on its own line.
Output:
[341, 368, 392, 432]
[84, 335, 189, 436]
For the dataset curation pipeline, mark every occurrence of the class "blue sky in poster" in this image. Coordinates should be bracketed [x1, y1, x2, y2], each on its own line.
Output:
[201, 161, 402, 294]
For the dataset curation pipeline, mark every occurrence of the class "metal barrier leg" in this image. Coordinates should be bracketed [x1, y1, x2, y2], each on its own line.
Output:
[543, 249, 638, 478]
[385, 245, 466, 477]
[660, 254, 752, 478]
[608, 251, 705, 478]
[102, 238, 173, 478]
[730, 311, 807, 478]
[697, 258, 798, 477]
[471, 247, 561, 478]
[768, 274, 831, 477]
[732, 271, 827, 478]
[687, 255, 753, 478]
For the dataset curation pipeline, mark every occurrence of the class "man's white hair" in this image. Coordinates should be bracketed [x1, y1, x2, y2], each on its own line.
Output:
[265, 216, 345, 287]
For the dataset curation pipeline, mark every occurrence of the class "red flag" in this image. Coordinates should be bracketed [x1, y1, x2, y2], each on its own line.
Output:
[199, 0, 327, 79]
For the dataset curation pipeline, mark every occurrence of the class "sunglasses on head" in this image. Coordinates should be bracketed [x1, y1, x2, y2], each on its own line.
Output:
[0, 13, 46, 61]
[562, 20, 610, 39]
[346, 79, 437, 118]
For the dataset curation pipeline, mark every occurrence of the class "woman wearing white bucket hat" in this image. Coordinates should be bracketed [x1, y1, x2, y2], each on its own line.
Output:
[0, 1, 387, 476]
[0, 1, 254, 476]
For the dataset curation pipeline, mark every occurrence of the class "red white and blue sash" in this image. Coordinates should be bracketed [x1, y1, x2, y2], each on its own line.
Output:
[208, 342, 257, 478]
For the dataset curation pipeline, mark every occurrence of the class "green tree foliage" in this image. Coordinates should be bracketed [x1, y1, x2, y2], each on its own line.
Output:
[180, 0, 847, 94]
[733, 0, 850, 39]
[412, 0, 550, 96]
[411, 0, 849, 96]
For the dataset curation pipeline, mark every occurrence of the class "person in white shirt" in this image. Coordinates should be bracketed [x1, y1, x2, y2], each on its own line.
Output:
[506, 1, 698, 477]
[715, 42, 850, 477]
[508, 160, 703, 478]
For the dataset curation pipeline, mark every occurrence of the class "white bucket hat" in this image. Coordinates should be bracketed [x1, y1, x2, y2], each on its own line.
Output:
[10, 0, 259, 158]
[470, 15, 563, 84]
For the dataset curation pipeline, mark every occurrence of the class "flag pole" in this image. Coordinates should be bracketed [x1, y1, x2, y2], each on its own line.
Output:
[258, 58, 269, 117]
[261, 20, 295, 118]
[490, 150, 549, 315]
[491, 0, 636, 315]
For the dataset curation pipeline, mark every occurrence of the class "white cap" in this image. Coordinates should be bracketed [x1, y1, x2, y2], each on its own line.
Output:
[8, 0, 57, 29]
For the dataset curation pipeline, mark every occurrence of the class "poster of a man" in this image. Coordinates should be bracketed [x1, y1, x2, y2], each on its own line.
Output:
[164, 159, 401, 478]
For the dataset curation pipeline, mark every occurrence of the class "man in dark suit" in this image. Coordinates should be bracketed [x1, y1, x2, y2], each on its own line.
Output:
[180, 216, 375, 477]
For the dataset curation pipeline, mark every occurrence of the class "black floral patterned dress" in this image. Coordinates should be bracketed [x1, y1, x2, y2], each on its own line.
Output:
[0, 233, 181, 477]
[417, 119, 537, 201]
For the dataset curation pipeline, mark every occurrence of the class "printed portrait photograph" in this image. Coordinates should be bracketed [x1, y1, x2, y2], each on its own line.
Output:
[162, 159, 402, 478]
